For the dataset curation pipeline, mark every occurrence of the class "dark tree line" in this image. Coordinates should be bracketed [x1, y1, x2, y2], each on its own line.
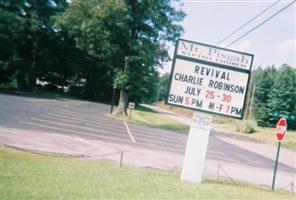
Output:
[252, 64, 296, 129]
[0, 0, 185, 109]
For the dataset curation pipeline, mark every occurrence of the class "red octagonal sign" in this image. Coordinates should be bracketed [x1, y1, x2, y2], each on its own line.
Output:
[276, 118, 287, 142]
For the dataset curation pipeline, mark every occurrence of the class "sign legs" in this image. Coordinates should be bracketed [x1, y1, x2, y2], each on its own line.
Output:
[181, 111, 212, 183]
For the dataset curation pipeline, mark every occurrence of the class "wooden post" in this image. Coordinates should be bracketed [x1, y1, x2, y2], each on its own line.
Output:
[119, 151, 123, 168]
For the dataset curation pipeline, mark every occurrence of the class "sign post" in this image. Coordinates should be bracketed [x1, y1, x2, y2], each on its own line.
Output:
[272, 117, 287, 190]
[166, 39, 254, 183]
[128, 102, 135, 120]
[181, 111, 212, 182]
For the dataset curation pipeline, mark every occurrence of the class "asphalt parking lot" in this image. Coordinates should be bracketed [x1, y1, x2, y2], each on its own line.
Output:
[1, 93, 295, 191]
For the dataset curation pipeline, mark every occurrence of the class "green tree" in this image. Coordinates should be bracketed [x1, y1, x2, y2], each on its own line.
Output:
[267, 64, 296, 128]
[0, 0, 68, 89]
[0, 8, 23, 84]
[57, 0, 124, 100]
[58, 0, 185, 115]
[252, 66, 277, 126]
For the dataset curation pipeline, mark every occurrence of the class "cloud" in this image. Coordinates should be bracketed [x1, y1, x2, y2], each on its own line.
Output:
[236, 40, 252, 52]
[275, 38, 296, 55]
[275, 38, 296, 68]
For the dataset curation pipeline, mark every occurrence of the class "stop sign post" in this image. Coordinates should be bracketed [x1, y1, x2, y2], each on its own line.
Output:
[272, 118, 287, 190]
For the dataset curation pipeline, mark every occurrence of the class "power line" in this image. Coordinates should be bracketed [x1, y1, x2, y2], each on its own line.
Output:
[225, 0, 296, 48]
[216, 0, 281, 46]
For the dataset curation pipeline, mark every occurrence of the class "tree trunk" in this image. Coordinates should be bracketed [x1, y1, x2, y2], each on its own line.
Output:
[28, 73, 36, 89]
[114, 89, 128, 116]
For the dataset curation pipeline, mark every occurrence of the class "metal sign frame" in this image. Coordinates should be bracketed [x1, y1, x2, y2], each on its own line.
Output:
[166, 38, 254, 119]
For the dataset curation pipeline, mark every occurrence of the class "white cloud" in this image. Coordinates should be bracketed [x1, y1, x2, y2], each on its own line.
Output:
[275, 38, 296, 55]
[236, 40, 252, 52]
[275, 38, 296, 68]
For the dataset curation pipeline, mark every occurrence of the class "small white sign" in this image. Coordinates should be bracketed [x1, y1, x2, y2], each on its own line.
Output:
[167, 39, 254, 119]
[128, 102, 135, 109]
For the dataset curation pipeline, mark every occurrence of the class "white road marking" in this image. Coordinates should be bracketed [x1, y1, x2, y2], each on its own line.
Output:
[45, 113, 107, 124]
[50, 108, 106, 120]
[42, 114, 186, 149]
[3, 124, 184, 154]
[41, 114, 125, 133]
[19, 121, 130, 143]
[46, 112, 113, 125]
[123, 121, 136, 143]
[45, 112, 186, 146]
[29, 117, 123, 137]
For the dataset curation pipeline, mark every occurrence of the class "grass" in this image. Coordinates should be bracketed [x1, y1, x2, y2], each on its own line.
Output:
[110, 105, 189, 134]
[1, 148, 294, 200]
[212, 117, 296, 151]
[154, 101, 193, 118]
[153, 102, 296, 151]
[248, 127, 296, 151]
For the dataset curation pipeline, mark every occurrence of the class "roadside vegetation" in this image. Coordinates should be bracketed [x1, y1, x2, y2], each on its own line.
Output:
[152, 102, 296, 151]
[1, 148, 294, 200]
[212, 119, 296, 151]
[110, 105, 189, 134]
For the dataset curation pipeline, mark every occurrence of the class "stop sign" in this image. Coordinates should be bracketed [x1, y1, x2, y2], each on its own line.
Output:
[275, 118, 287, 142]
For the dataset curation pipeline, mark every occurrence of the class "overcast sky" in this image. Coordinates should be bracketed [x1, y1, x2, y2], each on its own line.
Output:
[159, 0, 295, 74]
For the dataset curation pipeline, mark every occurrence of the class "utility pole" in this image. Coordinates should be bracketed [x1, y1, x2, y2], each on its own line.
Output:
[247, 66, 256, 119]
[249, 82, 256, 118]
[110, 85, 116, 114]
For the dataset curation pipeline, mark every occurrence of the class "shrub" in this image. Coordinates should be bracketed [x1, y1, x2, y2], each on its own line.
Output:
[236, 120, 257, 134]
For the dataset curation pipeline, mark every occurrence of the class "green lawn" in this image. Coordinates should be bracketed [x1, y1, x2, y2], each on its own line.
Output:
[1, 148, 294, 200]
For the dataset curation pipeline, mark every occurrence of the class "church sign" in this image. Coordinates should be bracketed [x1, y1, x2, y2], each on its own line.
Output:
[167, 39, 254, 119]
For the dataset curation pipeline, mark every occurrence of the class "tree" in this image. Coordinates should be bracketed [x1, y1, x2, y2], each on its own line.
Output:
[252, 66, 276, 126]
[158, 72, 170, 101]
[113, 0, 185, 116]
[57, 0, 185, 115]
[36, 29, 87, 91]
[0, 8, 23, 84]
[57, 0, 125, 100]
[0, 0, 69, 89]
[252, 65, 296, 129]
[267, 64, 296, 128]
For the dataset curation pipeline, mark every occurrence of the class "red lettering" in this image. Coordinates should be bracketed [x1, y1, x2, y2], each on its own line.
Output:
[222, 94, 231, 103]
[185, 97, 190, 105]
[205, 90, 215, 99]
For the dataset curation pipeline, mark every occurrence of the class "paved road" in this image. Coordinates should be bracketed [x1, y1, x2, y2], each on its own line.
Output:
[1, 93, 295, 191]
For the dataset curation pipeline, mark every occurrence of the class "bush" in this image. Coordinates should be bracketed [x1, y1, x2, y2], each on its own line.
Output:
[236, 120, 257, 134]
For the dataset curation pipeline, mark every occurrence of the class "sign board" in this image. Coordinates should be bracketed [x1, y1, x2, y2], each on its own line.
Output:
[166, 39, 254, 119]
[275, 118, 287, 142]
[128, 102, 135, 109]
[270, 112, 296, 121]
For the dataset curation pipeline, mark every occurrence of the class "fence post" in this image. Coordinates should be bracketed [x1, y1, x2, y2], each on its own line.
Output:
[216, 164, 220, 180]
[119, 151, 123, 168]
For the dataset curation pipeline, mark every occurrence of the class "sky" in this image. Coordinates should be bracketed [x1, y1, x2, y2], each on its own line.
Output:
[159, 0, 296, 74]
